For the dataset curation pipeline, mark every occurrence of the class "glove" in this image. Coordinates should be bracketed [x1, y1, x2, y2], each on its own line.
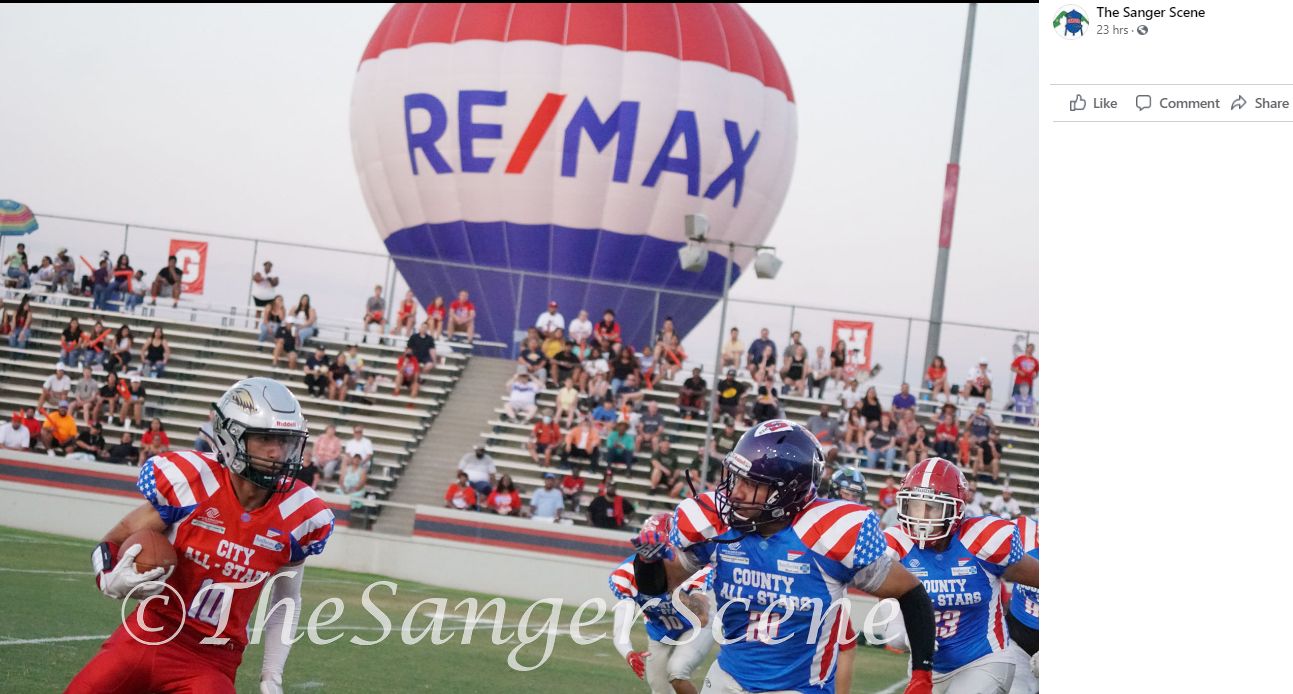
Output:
[625, 651, 648, 680]
[95, 543, 168, 600]
[1030, 651, 1039, 678]
[260, 673, 284, 694]
[630, 530, 674, 563]
[903, 670, 932, 694]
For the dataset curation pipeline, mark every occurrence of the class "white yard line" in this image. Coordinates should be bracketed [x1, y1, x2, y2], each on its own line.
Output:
[0, 634, 110, 646]
[0, 567, 89, 575]
[874, 679, 909, 694]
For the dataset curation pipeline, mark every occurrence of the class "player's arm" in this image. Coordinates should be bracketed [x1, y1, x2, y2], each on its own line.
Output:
[102, 501, 167, 544]
[1002, 554, 1039, 588]
[259, 561, 305, 694]
[92, 502, 170, 600]
[850, 519, 936, 693]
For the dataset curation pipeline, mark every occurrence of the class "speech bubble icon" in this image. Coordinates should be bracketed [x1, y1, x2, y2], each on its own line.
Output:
[1136, 95, 1152, 111]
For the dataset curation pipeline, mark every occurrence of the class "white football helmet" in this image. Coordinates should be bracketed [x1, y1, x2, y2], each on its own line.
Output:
[209, 378, 308, 493]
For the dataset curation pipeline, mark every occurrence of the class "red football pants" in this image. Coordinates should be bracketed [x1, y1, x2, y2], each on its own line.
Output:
[65, 623, 244, 694]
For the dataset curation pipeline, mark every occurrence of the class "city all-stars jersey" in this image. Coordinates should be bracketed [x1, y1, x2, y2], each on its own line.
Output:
[670, 493, 891, 693]
[137, 450, 335, 647]
[1007, 516, 1039, 630]
[609, 558, 713, 642]
[884, 516, 1024, 673]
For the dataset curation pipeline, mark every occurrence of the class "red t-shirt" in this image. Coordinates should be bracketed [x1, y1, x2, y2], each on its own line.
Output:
[935, 421, 958, 442]
[1011, 355, 1039, 386]
[444, 484, 477, 509]
[533, 422, 562, 446]
[878, 486, 898, 509]
[450, 300, 475, 318]
[142, 430, 170, 448]
[397, 298, 416, 320]
[594, 320, 621, 343]
[561, 475, 584, 494]
[486, 490, 522, 515]
[398, 355, 420, 377]
[426, 304, 445, 320]
[926, 366, 946, 382]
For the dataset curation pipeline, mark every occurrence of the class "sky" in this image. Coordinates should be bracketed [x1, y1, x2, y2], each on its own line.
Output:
[0, 3, 1038, 386]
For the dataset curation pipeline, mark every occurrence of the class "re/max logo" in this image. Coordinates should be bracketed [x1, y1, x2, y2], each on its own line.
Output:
[404, 91, 761, 207]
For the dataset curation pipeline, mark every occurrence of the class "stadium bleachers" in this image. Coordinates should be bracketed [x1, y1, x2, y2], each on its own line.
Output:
[0, 292, 472, 510]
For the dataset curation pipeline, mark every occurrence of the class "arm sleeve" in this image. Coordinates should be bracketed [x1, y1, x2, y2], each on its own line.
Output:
[260, 564, 305, 681]
[611, 599, 637, 659]
[896, 582, 936, 672]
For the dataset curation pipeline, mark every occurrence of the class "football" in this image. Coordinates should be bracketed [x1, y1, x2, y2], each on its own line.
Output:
[121, 529, 177, 574]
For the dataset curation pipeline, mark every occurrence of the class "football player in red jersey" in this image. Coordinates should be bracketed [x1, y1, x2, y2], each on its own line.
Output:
[66, 377, 335, 694]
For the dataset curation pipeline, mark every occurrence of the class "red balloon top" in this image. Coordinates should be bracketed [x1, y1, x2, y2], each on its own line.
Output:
[359, 3, 794, 102]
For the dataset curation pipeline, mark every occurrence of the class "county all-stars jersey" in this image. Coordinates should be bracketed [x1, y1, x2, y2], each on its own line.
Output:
[136, 450, 334, 648]
[1006, 516, 1039, 630]
[884, 516, 1024, 673]
[670, 493, 889, 693]
[609, 558, 712, 642]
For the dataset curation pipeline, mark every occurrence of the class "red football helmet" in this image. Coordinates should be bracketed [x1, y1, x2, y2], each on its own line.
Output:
[897, 457, 968, 548]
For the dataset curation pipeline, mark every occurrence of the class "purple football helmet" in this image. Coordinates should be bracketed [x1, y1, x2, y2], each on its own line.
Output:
[714, 419, 825, 533]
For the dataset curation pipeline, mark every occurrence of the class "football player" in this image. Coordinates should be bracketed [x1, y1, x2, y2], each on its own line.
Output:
[633, 419, 937, 694]
[826, 466, 869, 693]
[66, 378, 335, 694]
[611, 513, 717, 693]
[882, 457, 1039, 694]
[1002, 515, 1038, 693]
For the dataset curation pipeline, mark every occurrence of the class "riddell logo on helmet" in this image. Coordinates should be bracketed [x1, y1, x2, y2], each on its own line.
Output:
[274, 420, 301, 429]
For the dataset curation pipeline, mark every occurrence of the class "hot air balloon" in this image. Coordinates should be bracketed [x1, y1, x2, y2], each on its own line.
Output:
[351, 3, 796, 350]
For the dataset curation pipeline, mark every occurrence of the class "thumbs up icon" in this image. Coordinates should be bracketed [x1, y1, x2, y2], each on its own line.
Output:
[1069, 94, 1087, 111]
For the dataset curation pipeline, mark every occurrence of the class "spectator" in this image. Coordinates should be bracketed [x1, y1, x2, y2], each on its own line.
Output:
[750, 344, 778, 383]
[7, 294, 32, 349]
[590, 397, 618, 432]
[295, 450, 320, 489]
[746, 328, 776, 373]
[292, 295, 319, 345]
[805, 405, 840, 449]
[897, 408, 919, 455]
[697, 419, 741, 488]
[271, 316, 298, 370]
[114, 325, 135, 370]
[990, 488, 1022, 520]
[933, 412, 959, 461]
[194, 411, 215, 454]
[34, 255, 56, 286]
[829, 340, 848, 383]
[1010, 384, 1038, 426]
[458, 444, 497, 500]
[582, 346, 610, 401]
[60, 318, 86, 367]
[714, 369, 748, 422]
[250, 261, 280, 317]
[303, 346, 331, 398]
[4, 242, 30, 288]
[964, 480, 990, 517]
[781, 344, 809, 396]
[560, 417, 602, 472]
[587, 483, 634, 530]
[554, 377, 580, 429]
[504, 371, 539, 423]
[780, 330, 803, 359]
[362, 284, 386, 343]
[485, 475, 523, 516]
[593, 309, 621, 349]
[859, 387, 883, 425]
[90, 258, 113, 310]
[838, 378, 863, 412]
[550, 341, 582, 389]
[149, 255, 184, 307]
[892, 383, 916, 415]
[518, 337, 547, 383]
[345, 425, 375, 472]
[95, 373, 121, 425]
[842, 402, 867, 454]
[906, 426, 930, 469]
[877, 476, 899, 511]
[84, 320, 111, 367]
[344, 345, 377, 395]
[338, 454, 369, 511]
[116, 375, 147, 430]
[636, 400, 666, 452]
[37, 362, 72, 412]
[326, 353, 352, 401]
[392, 346, 421, 398]
[121, 269, 147, 312]
[677, 367, 708, 420]
[560, 466, 586, 511]
[100, 334, 124, 376]
[106, 431, 139, 466]
[1, 410, 31, 451]
[604, 420, 637, 477]
[561, 310, 590, 345]
[138, 417, 170, 466]
[393, 290, 419, 338]
[258, 295, 286, 343]
[313, 424, 344, 480]
[53, 248, 76, 293]
[925, 356, 952, 403]
[536, 300, 565, 338]
[1011, 343, 1039, 399]
[865, 411, 901, 471]
[530, 474, 565, 522]
[608, 345, 638, 394]
[751, 374, 781, 423]
[447, 289, 476, 341]
[654, 335, 686, 383]
[807, 346, 831, 400]
[40, 400, 79, 455]
[110, 254, 134, 296]
[528, 410, 562, 467]
[616, 373, 645, 410]
[647, 439, 681, 495]
[444, 471, 478, 511]
[72, 365, 99, 423]
[425, 296, 446, 338]
[720, 327, 744, 369]
[142, 327, 170, 378]
[965, 403, 1001, 482]
[963, 357, 994, 404]
[407, 322, 439, 377]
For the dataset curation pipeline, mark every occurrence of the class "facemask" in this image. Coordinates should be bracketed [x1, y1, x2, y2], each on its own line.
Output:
[542, 416, 552, 424]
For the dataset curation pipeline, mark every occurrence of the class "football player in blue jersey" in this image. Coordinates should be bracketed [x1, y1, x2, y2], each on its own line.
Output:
[1002, 515, 1038, 693]
[611, 513, 717, 694]
[632, 419, 937, 694]
[882, 458, 1039, 694]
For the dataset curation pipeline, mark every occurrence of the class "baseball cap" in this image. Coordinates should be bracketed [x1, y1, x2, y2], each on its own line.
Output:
[548, 300, 558, 308]
[979, 356, 989, 363]
[54, 362, 65, 371]
[57, 399, 69, 408]
[543, 472, 557, 480]
[130, 374, 142, 384]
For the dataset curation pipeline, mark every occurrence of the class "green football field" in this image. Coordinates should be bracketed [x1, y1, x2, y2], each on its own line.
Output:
[0, 525, 911, 693]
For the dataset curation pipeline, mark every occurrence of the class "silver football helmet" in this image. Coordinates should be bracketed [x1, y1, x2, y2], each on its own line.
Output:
[209, 377, 308, 493]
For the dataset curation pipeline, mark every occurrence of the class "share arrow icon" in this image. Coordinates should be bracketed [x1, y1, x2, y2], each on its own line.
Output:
[1231, 95, 1247, 110]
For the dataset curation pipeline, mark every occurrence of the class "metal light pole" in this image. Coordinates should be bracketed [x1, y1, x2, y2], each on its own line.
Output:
[700, 243, 735, 488]
[923, 2, 977, 377]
